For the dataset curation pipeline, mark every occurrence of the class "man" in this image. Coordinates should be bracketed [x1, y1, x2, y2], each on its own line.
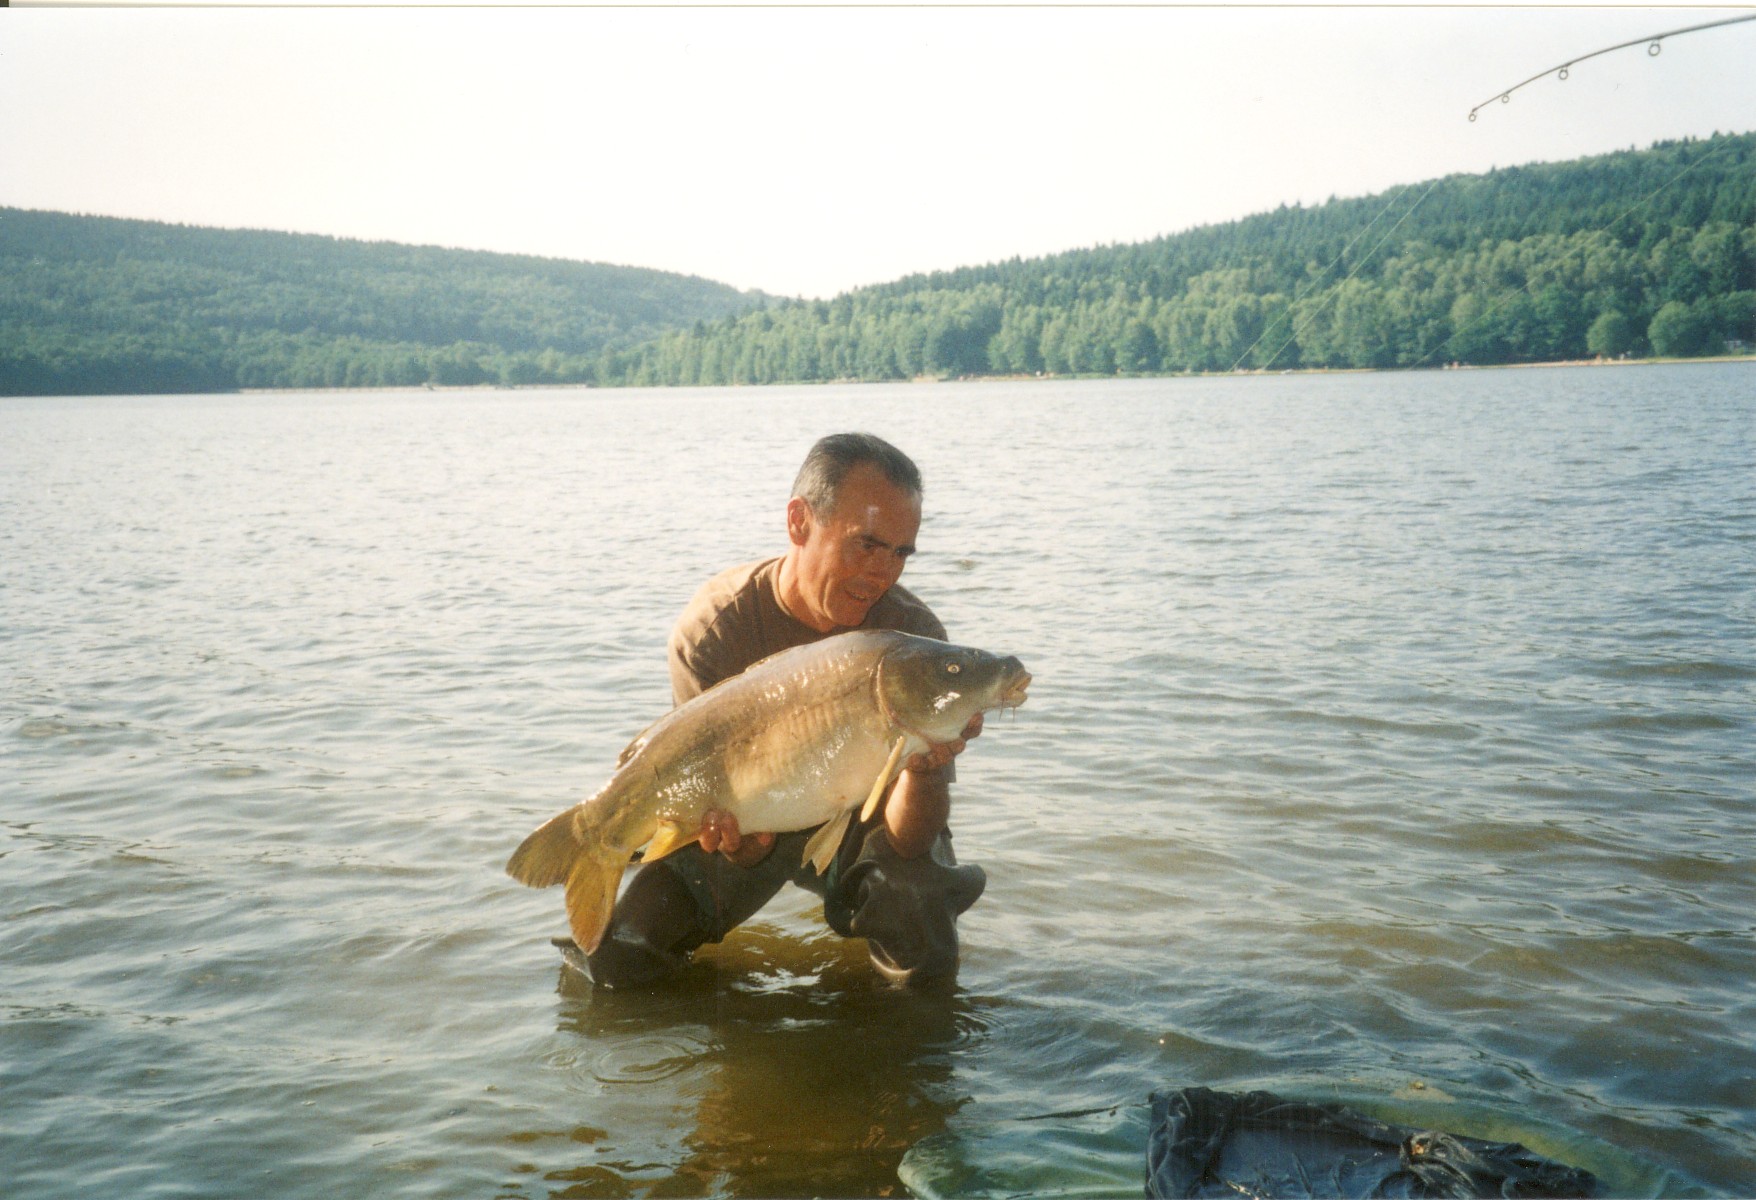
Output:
[578, 433, 987, 988]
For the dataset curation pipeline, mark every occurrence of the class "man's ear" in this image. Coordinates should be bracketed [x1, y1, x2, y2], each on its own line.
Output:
[786, 496, 812, 546]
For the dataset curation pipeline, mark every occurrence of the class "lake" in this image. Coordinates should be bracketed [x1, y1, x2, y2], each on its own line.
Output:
[3, 364, 1752, 1197]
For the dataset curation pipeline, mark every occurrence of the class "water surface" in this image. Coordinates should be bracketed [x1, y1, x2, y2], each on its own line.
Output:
[3, 364, 1752, 1196]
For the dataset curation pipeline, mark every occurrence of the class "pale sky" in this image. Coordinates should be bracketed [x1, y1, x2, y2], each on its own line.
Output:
[2, 5, 1752, 299]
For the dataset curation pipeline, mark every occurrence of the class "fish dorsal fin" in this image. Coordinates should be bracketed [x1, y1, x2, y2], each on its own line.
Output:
[615, 732, 652, 769]
[859, 736, 910, 824]
[802, 808, 854, 876]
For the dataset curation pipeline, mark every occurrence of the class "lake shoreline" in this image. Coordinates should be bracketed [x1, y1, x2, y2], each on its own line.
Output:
[216, 351, 1756, 396]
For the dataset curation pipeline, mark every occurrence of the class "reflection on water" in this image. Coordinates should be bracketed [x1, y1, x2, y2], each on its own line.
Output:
[535, 910, 985, 1197]
[2, 366, 1753, 1197]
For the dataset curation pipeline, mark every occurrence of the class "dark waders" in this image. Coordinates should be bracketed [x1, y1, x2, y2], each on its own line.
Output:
[569, 821, 985, 988]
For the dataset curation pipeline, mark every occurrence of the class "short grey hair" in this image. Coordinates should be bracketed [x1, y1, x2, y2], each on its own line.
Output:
[791, 433, 923, 515]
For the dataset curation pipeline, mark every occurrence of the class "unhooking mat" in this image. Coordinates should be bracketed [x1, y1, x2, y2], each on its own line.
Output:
[1146, 1088, 1598, 1199]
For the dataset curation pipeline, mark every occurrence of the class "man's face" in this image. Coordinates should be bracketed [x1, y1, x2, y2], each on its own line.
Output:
[789, 463, 922, 632]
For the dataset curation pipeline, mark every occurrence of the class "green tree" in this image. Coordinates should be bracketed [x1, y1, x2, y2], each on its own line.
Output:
[1647, 300, 1710, 357]
[1445, 293, 1505, 364]
[1529, 284, 1586, 360]
[1585, 310, 1636, 358]
[1039, 315, 1072, 374]
[988, 306, 1044, 374]
[1114, 315, 1159, 373]
[1322, 280, 1395, 368]
[1698, 290, 1755, 350]
[10, 132, 1756, 396]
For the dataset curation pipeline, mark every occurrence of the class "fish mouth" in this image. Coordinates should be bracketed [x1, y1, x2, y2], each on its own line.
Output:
[999, 669, 1032, 708]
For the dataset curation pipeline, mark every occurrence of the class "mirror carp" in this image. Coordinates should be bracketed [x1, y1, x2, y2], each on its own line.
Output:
[506, 630, 1030, 954]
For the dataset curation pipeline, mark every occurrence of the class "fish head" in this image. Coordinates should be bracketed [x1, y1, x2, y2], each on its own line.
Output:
[878, 635, 1031, 742]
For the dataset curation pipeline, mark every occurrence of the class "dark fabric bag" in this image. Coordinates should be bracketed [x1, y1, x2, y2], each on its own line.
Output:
[1146, 1087, 1596, 1199]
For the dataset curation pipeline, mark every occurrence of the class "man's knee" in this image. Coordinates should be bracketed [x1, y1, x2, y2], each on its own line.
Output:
[834, 827, 986, 986]
[571, 843, 797, 988]
[575, 861, 709, 988]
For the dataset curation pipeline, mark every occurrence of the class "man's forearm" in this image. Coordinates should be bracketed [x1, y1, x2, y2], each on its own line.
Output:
[884, 766, 951, 859]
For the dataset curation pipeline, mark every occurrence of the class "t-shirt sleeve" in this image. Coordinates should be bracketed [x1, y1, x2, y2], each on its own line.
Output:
[668, 634, 704, 706]
[669, 621, 734, 706]
[668, 563, 760, 706]
[669, 565, 773, 705]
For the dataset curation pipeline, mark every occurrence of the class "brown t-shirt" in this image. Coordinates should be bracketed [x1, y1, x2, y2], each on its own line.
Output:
[668, 556, 947, 704]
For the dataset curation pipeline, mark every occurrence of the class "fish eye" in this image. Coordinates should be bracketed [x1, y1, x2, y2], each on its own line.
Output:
[946, 663, 961, 674]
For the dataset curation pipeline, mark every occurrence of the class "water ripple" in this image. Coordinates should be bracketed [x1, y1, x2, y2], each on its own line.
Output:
[3, 369, 1753, 1196]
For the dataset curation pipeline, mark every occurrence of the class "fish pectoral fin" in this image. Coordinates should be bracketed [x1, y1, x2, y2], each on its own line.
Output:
[858, 736, 910, 824]
[641, 820, 697, 863]
[802, 808, 855, 877]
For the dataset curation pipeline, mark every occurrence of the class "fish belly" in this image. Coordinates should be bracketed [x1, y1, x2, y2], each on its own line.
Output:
[719, 708, 896, 834]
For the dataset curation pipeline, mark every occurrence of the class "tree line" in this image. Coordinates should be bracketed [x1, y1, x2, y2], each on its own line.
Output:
[0, 210, 760, 395]
[2, 133, 1751, 397]
[598, 133, 1754, 386]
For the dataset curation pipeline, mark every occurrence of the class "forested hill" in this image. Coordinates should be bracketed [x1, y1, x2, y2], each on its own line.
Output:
[4, 134, 1752, 397]
[600, 132, 1754, 386]
[0, 209, 764, 395]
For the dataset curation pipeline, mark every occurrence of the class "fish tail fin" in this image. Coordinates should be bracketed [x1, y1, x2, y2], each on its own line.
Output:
[505, 807, 585, 889]
[562, 846, 628, 954]
[506, 807, 628, 954]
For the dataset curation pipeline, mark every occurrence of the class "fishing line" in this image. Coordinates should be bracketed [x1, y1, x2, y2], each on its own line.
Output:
[1468, 13, 1756, 122]
[1230, 175, 1444, 373]
[1222, 180, 1425, 370]
[1014, 1101, 1143, 1122]
[1433, 14, 1755, 362]
[1221, 184, 1422, 373]
[1417, 134, 1740, 369]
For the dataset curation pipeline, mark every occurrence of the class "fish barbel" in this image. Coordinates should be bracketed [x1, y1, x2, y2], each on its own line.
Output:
[506, 630, 1030, 952]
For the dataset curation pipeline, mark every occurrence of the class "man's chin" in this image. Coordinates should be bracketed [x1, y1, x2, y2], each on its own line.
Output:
[832, 597, 879, 628]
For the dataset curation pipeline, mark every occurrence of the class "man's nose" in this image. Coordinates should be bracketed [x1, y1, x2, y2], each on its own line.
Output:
[861, 550, 902, 583]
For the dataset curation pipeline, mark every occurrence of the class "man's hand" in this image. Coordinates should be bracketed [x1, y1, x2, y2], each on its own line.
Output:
[904, 711, 983, 773]
[697, 809, 775, 868]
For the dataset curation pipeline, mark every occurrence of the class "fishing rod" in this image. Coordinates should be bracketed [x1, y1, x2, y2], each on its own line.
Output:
[1468, 13, 1756, 121]
[1227, 12, 1751, 373]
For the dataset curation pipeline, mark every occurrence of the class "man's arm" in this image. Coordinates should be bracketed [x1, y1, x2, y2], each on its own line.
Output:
[883, 767, 952, 859]
[886, 711, 983, 858]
